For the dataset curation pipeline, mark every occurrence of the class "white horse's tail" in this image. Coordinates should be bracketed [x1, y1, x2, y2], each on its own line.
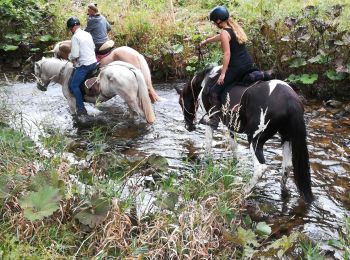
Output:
[131, 68, 156, 124]
[137, 54, 160, 103]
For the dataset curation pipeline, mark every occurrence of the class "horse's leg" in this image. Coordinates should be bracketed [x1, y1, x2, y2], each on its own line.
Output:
[205, 125, 213, 155]
[281, 140, 292, 198]
[244, 130, 275, 195]
[126, 100, 143, 116]
[62, 83, 77, 114]
[228, 130, 238, 159]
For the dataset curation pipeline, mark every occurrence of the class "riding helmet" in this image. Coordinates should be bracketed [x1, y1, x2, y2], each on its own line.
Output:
[209, 6, 229, 22]
[66, 16, 80, 29]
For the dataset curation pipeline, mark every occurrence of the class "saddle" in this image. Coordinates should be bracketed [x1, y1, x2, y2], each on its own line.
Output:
[203, 68, 273, 112]
[96, 40, 115, 61]
[67, 65, 102, 99]
[82, 66, 101, 98]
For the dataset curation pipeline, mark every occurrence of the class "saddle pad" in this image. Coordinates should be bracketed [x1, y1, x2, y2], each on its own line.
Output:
[96, 51, 112, 62]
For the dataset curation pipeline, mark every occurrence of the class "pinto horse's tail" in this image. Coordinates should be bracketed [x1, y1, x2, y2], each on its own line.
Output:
[289, 101, 313, 203]
[137, 54, 159, 103]
[132, 68, 156, 124]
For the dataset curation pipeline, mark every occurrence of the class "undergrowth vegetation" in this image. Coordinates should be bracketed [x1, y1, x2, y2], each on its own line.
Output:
[0, 0, 349, 98]
[0, 107, 348, 258]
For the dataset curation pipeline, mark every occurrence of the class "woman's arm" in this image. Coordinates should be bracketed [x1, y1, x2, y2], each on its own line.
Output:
[200, 34, 221, 46]
[217, 30, 231, 85]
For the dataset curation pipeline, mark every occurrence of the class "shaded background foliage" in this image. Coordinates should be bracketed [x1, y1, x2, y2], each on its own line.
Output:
[0, 0, 349, 99]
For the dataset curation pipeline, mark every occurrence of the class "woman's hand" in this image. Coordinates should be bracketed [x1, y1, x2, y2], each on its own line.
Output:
[200, 39, 207, 47]
[217, 73, 225, 85]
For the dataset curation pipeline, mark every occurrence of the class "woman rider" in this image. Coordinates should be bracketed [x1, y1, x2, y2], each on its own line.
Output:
[199, 6, 255, 130]
[85, 3, 112, 54]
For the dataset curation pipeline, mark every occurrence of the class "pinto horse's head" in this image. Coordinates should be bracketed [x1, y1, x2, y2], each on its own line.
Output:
[175, 67, 214, 132]
[34, 57, 51, 91]
[175, 82, 197, 132]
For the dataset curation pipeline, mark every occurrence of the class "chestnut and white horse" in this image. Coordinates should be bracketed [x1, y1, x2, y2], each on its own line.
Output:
[34, 57, 155, 124]
[52, 41, 159, 103]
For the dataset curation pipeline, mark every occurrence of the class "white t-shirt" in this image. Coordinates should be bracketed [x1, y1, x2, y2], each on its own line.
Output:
[69, 28, 97, 67]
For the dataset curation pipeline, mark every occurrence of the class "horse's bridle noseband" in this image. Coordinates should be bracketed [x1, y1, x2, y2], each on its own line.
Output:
[33, 59, 68, 91]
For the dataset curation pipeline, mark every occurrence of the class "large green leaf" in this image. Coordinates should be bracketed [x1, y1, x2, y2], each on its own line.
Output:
[308, 54, 328, 64]
[4, 33, 21, 41]
[155, 191, 178, 210]
[289, 57, 307, 68]
[1, 45, 19, 52]
[20, 186, 61, 221]
[172, 44, 184, 54]
[236, 227, 259, 247]
[74, 197, 110, 228]
[39, 35, 53, 42]
[286, 74, 299, 83]
[299, 74, 318, 84]
[256, 222, 272, 236]
[145, 154, 168, 172]
[287, 74, 318, 84]
[30, 171, 65, 196]
[325, 70, 347, 81]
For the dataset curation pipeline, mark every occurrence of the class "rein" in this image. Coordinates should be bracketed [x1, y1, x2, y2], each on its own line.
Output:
[34, 59, 69, 87]
[180, 75, 200, 120]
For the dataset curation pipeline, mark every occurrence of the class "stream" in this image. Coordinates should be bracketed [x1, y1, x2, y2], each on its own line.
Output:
[1, 79, 349, 257]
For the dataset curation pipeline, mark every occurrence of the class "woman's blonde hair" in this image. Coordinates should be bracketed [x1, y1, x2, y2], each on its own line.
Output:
[227, 18, 248, 44]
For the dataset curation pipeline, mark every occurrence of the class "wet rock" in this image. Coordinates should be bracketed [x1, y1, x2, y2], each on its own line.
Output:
[11, 60, 21, 69]
[324, 99, 342, 108]
[344, 104, 350, 113]
[317, 107, 327, 115]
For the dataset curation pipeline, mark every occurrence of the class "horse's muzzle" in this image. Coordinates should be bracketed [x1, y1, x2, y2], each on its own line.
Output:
[185, 123, 196, 132]
[36, 82, 48, 91]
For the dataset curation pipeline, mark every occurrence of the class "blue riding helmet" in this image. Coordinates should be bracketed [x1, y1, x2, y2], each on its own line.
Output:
[209, 6, 229, 22]
[67, 16, 80, 29]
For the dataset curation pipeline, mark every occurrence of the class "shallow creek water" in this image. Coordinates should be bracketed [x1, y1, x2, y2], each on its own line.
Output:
[1, 80, 349, 256]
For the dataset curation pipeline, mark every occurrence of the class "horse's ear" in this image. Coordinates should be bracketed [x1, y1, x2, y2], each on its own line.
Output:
[174, 86, 182, 95]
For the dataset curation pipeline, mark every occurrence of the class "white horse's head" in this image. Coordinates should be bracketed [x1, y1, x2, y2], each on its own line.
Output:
[34, 57, 70, 91]
[34, 57, 51, 91]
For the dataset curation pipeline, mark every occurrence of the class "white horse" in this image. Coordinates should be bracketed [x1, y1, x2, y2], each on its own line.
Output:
[33, 57, 155, 124]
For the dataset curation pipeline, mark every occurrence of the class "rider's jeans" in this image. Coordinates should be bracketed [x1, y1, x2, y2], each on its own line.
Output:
[69, 62, 97, 112]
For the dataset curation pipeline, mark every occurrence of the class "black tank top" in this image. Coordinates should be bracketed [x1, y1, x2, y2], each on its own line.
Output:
[224, 28, 253, 71]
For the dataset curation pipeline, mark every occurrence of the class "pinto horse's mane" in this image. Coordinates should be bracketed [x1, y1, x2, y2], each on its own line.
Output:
[191, 66, 215, 90]
[194, 66, 215, 81]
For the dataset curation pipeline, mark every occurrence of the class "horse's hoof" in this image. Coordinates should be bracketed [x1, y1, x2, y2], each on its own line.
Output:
[281, 189, 290, 199]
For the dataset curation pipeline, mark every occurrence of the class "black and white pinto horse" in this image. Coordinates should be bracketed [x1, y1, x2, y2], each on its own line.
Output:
[176, 66, 313, 203]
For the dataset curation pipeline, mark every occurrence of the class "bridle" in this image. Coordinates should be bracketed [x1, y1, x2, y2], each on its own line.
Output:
[180, 75, 200, 125]
[33, 59, 69, 89]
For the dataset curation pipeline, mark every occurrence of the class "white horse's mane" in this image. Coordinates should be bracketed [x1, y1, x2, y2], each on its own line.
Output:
[38, 57, 71, 75]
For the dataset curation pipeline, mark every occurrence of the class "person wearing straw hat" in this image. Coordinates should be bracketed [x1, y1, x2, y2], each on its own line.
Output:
[85, 3, 113, 54]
